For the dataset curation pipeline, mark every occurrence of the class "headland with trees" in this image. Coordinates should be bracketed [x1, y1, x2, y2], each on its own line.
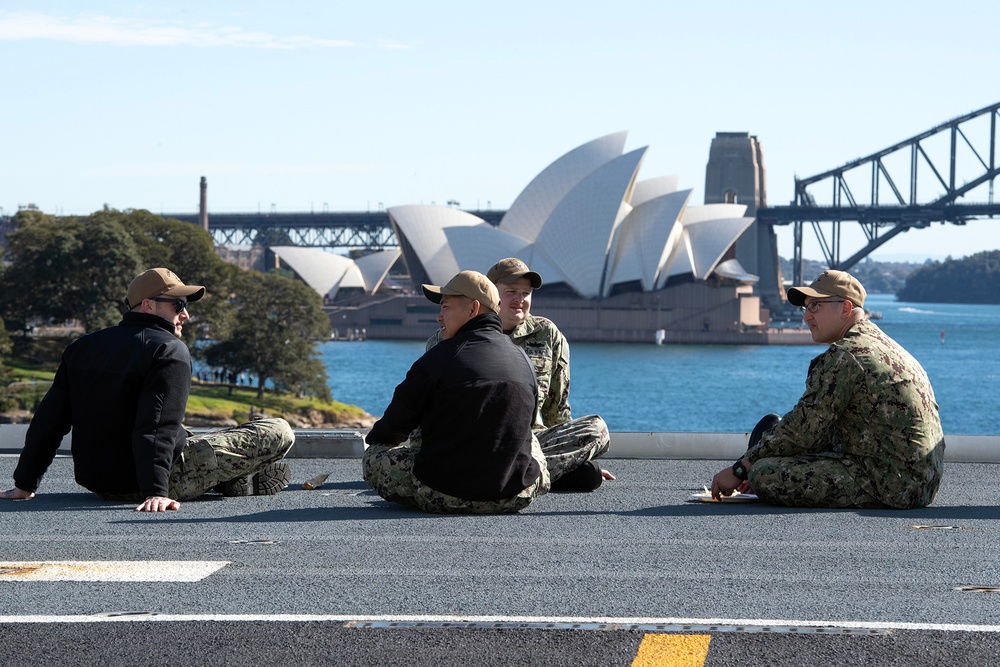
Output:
[781, 251, 1000, 303]
[2, 208, 997, 423]
[0, 208, 374, 427]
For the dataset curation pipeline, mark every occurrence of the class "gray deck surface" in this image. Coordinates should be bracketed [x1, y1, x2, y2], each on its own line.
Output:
[2, 454, 999, 665]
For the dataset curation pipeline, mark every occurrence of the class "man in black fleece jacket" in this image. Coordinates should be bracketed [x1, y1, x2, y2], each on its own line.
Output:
[1, 268, 294, 512]
[363, 270, 549, 513]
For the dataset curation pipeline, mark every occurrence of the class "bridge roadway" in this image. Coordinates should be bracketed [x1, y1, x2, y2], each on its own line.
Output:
[2, 432, 1000, 666]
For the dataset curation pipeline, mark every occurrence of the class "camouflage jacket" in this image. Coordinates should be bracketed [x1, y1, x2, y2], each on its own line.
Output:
[427, 314, 571, 429]
[746, 318, 945, 509]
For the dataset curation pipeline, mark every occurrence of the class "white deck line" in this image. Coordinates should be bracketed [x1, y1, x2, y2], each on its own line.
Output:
[0, 613, 999, 633]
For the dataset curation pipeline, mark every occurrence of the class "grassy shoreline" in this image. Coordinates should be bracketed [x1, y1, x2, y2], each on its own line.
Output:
[3, 364, 373, 428]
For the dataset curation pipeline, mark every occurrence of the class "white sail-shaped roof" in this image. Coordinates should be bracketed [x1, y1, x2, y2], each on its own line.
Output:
[333, 264, 366, 291]
[714, 258, 759, 283]
[603, 208, 643, 288]
[444, 224, 531, 275]
[355, 248, 401, 293]
[387, 204, 484, 285]
[535, 147, 647, 297]
[684, 216, 756, 280]
[501, 132, 628, 243]
[652, 203, 751, 285]
[678, 203, 747, 225]
[602, 201, 637, 291]
[629, 175, 679, 207]
[381, 134, 761, 303]
[272, 246, 400, 298]
[606, 189, 691, 292]
[442, 225, 568, 286]
[271, 246, 359, 299]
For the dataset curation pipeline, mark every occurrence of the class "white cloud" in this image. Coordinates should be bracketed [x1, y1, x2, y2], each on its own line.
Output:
[0, 11, 401, 49]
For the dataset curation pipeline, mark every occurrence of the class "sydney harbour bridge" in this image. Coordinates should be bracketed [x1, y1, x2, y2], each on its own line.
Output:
[167, 101, 1000, 299]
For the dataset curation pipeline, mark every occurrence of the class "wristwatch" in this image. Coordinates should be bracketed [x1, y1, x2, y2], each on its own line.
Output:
[731, 458, 749, 481]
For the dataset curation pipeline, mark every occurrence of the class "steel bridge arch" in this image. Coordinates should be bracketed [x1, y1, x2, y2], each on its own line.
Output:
[757, 101, 1000, 286]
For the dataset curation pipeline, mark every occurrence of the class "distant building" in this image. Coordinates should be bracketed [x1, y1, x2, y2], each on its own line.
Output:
[387, 132, 756, 299]
[275, 133, 805, 343]
[704, 132, 785, 308]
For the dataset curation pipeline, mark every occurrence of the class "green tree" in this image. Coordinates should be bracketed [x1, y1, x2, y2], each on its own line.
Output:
[0, 210, 142, 332]
[75, 215, 144, 331]
[0, 316, 13, 390]
[777, 256, 921, 295]
[204, 271, 331, 400]
[1, 207, 337, 404]
[0, 210, 81, 332]
[101, 209, 240, 346]
[897, 250, 1000, 303]
[113, 209, 233, 294]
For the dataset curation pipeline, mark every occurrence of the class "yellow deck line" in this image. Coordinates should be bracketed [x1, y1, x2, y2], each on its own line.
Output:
[632, 634, 711, 667]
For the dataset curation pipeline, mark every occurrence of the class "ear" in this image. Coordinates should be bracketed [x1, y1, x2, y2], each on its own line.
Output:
[469, 299, 483, 318]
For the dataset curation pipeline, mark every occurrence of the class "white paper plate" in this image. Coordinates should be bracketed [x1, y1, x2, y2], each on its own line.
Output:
[688, 491, 759, 503]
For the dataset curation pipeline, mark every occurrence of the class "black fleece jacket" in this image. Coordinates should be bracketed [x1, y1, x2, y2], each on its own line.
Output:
[13, 312, 192, 498]
[366, 312, 540, 501]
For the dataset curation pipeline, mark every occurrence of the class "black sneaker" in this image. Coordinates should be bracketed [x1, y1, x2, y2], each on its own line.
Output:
[748, 413, 782, 449]
[216, 461, 291, 497]
[550, 461, 603, 492]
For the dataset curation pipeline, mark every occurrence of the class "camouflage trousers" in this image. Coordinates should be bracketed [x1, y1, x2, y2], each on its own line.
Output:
[362, 434, 550, 514]
[749, 453, 884, 509]
[98, 418, 295, 502]
[537, 414, 610, 482]
[744, 414, 884, 508]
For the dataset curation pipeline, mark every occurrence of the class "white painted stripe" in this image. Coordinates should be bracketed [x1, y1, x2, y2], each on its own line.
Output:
[0, 561, 229, 582]
[0, 613, 997, 633]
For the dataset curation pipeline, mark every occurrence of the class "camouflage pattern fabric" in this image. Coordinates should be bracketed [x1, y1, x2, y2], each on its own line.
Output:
[362, 434, 550, 514]
[169, 417, 295, 500]
[508, 315, 572, 428]
[749, 454, 883, 508]
[538, 414, 610, 482]
[746, 319, 945, 509]
[96, 417, 295, 502]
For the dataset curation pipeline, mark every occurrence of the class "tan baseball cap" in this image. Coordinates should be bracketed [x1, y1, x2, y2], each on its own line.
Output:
[486, 257, 542, 289]
[422, 270, 501, 314]
[787, 270, 866, 308]
[125, 268, 206, 309]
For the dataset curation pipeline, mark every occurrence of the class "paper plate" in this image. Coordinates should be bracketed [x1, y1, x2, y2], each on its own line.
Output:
[688, 491, 759, 503]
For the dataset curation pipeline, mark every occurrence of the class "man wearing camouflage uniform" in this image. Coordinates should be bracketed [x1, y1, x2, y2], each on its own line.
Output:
[711, 270, 945, 508]
[1, 268, 294, 512]
[364, 271, 548, 514]
[427, 258, 612, 491]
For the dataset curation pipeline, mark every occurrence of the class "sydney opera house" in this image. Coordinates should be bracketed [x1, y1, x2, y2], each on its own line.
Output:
[274, 132, 799, 343]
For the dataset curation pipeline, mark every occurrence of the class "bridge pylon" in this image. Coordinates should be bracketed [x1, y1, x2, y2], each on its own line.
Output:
[704, 132, 786, 310]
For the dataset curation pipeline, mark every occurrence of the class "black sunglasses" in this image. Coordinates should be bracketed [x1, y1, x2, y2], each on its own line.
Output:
[152, 297, 189, 314]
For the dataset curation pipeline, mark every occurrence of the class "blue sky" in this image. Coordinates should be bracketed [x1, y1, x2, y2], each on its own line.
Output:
[2, 1, 999, 263]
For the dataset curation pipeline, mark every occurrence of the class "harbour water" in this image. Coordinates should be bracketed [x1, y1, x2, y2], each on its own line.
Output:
[321, 294, 1000, 435]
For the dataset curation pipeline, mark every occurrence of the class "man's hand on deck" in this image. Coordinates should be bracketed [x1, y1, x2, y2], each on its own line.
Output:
[710, 468, 741, 501]
[136, 496, 181, 512]
[0, 487, 35, 500]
